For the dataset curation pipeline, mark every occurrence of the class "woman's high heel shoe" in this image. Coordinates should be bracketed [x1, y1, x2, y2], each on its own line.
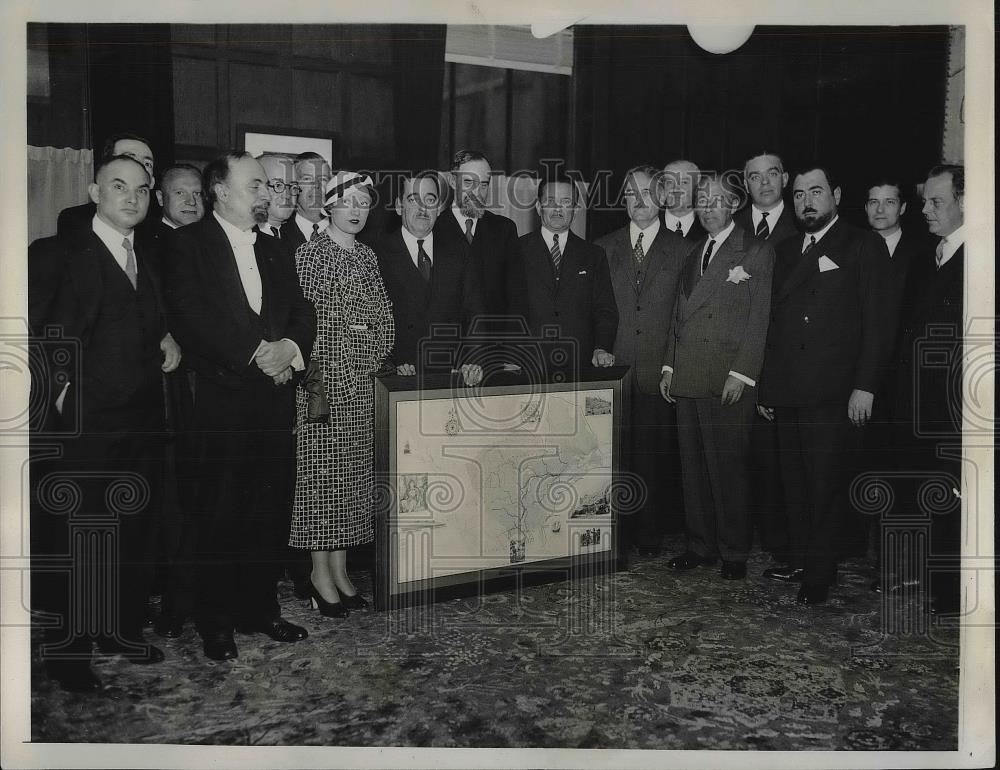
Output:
[308, 581, 349, 618]
[340, 592, 369, 611]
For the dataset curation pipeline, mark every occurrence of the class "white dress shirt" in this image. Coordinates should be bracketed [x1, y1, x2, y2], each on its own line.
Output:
[92, 214, 137, 277]
[881, 227, 903, 257]
[662, 219, 755, 387]
[401, 228, 434, 269]
[629, 218, 661, 250]
[451, 206, 479, 238]
[937, 224, 965, 268]
[664, 210, 696, 237]
[751, 200, 785, 234]
[214, 212, 304, 370]
[540, 226, 569, 255]
[294, 212, 328, 243]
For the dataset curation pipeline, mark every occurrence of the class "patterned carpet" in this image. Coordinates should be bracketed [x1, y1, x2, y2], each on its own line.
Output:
[31, 538, 960, 750]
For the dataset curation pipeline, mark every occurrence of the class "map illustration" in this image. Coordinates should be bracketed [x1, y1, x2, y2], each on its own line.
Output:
[393, 389, 614, 583]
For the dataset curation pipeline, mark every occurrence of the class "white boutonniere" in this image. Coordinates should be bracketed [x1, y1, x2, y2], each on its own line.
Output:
[727, 265, 751, 284]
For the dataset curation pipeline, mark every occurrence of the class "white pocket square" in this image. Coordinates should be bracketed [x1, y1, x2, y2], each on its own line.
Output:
[578, 270, 587, 275]
[817, 255, 840, 272]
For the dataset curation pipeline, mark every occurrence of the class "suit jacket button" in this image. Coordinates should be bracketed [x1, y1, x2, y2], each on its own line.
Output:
[636, 330, 641, 335]
[554, 311, 560, 317]
[800, 344, 806, 350]
[635, 305, 641, 311]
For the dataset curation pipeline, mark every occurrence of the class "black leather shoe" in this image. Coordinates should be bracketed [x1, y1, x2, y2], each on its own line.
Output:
[201, 630, 238, 661]
[292, 579, 312, 601]
[720, 561, 747, 580]
[763, 565, 804, 582]
[796, 584, 829, 605]
[154, 614, 186, 639]
[237, 617, 309, 643]
[46, 661, 103, 693]
[341, 593, 370, 611]
[97, 638, 165, 664]
[667, 551, 714, 571]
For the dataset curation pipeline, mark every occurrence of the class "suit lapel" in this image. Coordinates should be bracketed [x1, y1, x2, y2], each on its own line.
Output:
[774, 219, 846, 301]
[636, 228, 670, 295]
[681, 228, 745, 318]
[206, 217, 255, 322]
[527, 232, 557, 296]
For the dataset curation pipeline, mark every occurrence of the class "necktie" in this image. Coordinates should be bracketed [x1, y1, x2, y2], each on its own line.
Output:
[701, 239, 716, 275]
[803, 235, 816, 255]
[311, 222, 320, 241]
[122, 237, 137, 289]
[464, 218, 475, 245]
[633, 231, 645, 265]
[417, 239, 432, 282]
[935, 238, 946, 268]
[674, 221, 684, 236]
[756, 211, 770, 239]
[271, 225, 280, 239]
[550, 233, 561, 279]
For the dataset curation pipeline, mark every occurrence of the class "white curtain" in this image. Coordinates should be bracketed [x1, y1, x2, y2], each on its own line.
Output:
[27, 146, 93, 244]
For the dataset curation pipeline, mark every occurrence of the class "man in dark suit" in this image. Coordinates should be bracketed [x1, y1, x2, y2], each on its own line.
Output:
[30, 155, 181, 691]
[57, 133, 159, 239]
[516, 173, 619, 378]
[757, 165, 895, 605]
[660, 159, 706, 242]
[735, 152, 799, 245]
[433, 150, 525, 330]
[146, 162, 203, 638]
[279, 151, 331, 251]
[864, 176, 927, 299]
[163, 151, 317, 661]
[734, 153, 798, 564]
[660, 175, 775, 579]
[595, 165, 688, 554]
[883, 165, 965, 614]
[377, 173, 484, 386]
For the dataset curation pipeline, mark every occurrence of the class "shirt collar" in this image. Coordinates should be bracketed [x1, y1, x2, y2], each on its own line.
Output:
[704, 220, 736, 251]
[214, 210, 257, 246]
[541, 226, 569, 252]
[161, 217, 179, 230]
[629, 218, 660, 249]
[295, 212, 327, 240]
[664, 210, 695, 234]
[804, 214, 839, 249]
[451, 206, 480, 234]
[881, 227, 903, 257]
[752, 200, 784, 226]
[401, 227, 433, 262]
[92, 213, 134, 254]
[938, 224, 965, 267]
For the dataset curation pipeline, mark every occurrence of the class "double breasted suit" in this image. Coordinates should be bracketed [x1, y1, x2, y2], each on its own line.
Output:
[595, 223, 688, 544]
[758, 217, 894, 587]
[665, 224, 774, 562]
[515, 230, 619, 377]
[29, 225, 167, 655]
[376, 229, 484, 371]
[162, 214, 316, 630]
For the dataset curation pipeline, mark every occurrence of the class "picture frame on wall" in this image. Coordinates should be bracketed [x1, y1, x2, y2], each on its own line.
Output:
[373, 367, 629, 610]
[237, 123, 335, 163]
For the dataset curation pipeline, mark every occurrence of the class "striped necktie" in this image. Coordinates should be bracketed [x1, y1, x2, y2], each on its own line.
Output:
[935, 238, 946, 268]
[550, 233, 562, 279]
[700, 239, 716, 275]
[755, 211, 770, 239]
[803, 235, 816, 255]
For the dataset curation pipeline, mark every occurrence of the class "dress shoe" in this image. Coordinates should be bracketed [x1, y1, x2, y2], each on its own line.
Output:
[45, 661, 102, 693]
[308, 580, 349, 618]
[796, 584, 829, 605]
[763, 565, 804, 582]
[201, 630, 238, 661]
[341, 592, 370, 611]
[667, 550, 714, 571]
[292, 579, 312, 601]
[154, 614, 186, 639]
[237, 617, 309, 642]
[720, 561, 747, 580]
[96, 637, 165, 664]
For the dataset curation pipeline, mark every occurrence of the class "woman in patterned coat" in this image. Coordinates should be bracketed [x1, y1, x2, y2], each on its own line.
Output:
[290, 171, 394, 617]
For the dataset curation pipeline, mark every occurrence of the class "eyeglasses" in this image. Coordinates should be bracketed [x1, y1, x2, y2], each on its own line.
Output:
[267, 180, 302, 195]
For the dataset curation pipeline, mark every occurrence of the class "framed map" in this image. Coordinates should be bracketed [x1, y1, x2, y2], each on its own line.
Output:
[373, 368, 628, 609]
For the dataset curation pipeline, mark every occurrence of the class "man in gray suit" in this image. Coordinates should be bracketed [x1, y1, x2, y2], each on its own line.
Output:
[596, 166, 688, 555]
[660, 175, 775, 579]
